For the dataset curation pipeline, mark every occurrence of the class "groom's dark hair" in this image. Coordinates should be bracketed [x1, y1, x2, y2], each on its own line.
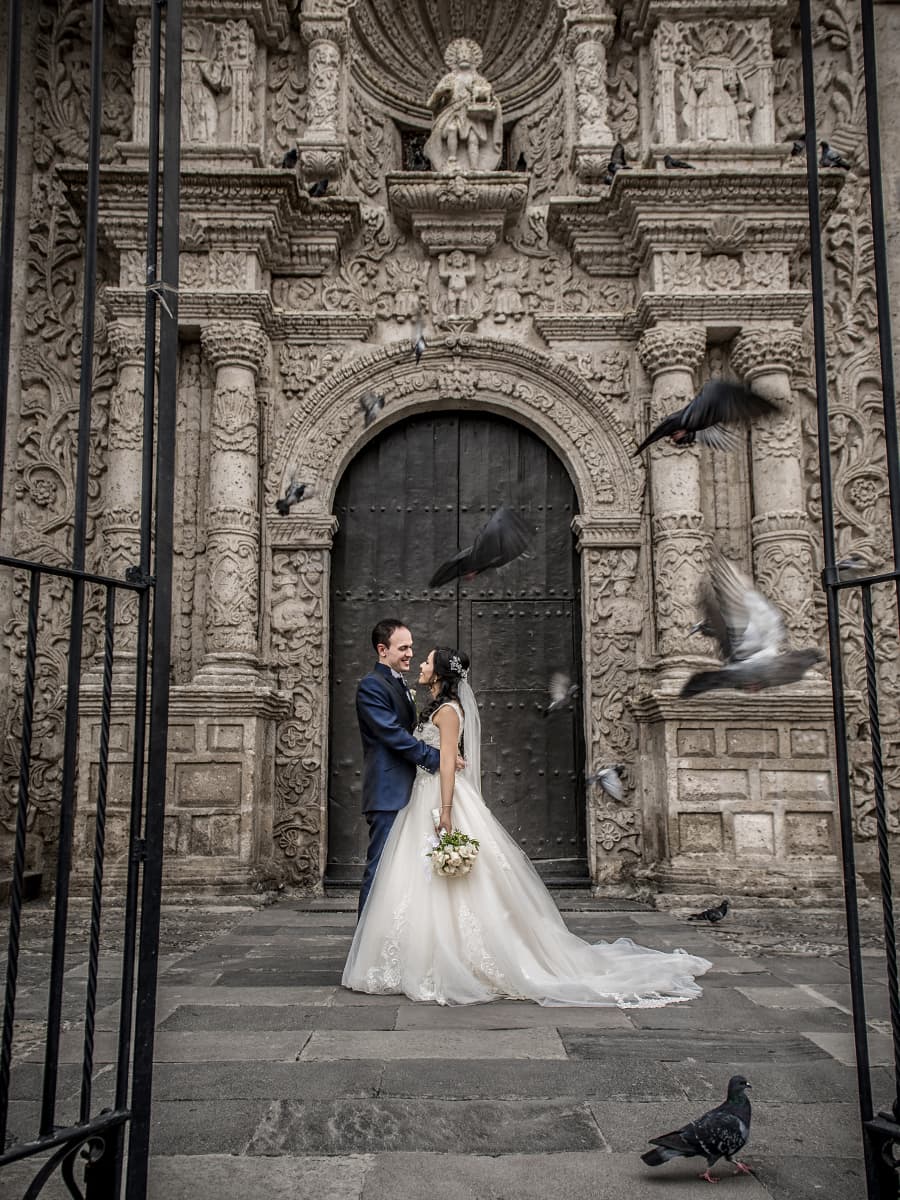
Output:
[372, 618, 408, 653]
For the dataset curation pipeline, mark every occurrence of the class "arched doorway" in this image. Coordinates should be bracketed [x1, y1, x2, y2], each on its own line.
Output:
[326, 411, 587, 884]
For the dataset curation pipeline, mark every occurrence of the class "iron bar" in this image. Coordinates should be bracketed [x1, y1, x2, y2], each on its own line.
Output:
[861, 585, 900, 1119]
[114, 0, 164, 1131]
[126, 0, 182, 1192]
[0, 0, 23, 540]
[80, 588, 116, 1124]
[41, 0, 105, 1137]
[798, 0, 881, 1194]
[0, 1107, 128, 1170]
[0, 570, 41, 1147]
[0, 554, 150, 590]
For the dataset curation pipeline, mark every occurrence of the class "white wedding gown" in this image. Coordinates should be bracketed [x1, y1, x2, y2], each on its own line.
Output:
[342, 703, 712, 1007]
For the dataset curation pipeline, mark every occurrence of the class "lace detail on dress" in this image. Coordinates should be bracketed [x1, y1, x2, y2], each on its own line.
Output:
[363, 893, 410, 992]
[457, 900, 522, 996]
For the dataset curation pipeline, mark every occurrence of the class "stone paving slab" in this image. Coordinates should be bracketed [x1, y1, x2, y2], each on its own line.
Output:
[750, 1154, 866, 1200]
[667, 1058, 889, 1103]
[147, 1154, 374, 1200]
[152, 1060, 384, 1100]
[392, 1000, 633, 1030]
[560, 1028, 832, 1063]
[802, 1028, 896, 1067]
[246, 1098, 607, 1155]
[158, 1003, 397, 1031]
[299, 1028, 568, 1060]
[148, 1099, 272, 1155]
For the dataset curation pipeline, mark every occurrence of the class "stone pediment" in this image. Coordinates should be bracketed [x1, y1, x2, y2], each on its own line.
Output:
[386, 172, 529, 256]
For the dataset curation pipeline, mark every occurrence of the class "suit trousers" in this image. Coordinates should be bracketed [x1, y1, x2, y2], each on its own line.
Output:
[358, 809, 399, 918]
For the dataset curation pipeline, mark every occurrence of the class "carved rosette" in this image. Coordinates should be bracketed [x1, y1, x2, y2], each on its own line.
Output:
[576, 525, 644, 882]
[104, 321, 147, 657]
[731, 326, 816, 646]
[200, 322, 268, 673]
[638, 327, 710, 668]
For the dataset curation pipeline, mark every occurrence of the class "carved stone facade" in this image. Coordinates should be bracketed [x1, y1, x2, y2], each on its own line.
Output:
[2, 0, 898, 897]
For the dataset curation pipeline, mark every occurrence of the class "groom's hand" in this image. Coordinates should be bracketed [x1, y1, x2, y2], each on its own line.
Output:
[456, 754, 466, 772]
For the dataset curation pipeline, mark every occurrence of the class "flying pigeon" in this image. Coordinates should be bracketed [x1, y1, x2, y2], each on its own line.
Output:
[412, 318, 426, 365]
[544, 673, 579, 716]
[820, 141, 851, 170]
[280, 147, 298, 169]
[664, 153, 695, 169]
[359, 390, 386, 428]
[790, 138, 806, 157]
[515, 151, 528, 171]
[308, 178, 329, 197]
[641, 1074, 752, 1183]
[428, 505, 532, 588]
[635, 380, 780, 455]
[275, 477, 310, 515]
[836, 550, 878, 579]
[586, 765, 625, 803]
[680, 553, 823, 699]
[688, 899, 729, 924]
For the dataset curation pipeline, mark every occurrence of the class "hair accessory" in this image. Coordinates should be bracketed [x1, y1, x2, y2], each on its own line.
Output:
[449, 652, 468, 679]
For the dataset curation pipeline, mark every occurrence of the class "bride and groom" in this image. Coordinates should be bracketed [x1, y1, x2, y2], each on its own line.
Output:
[342, 618, 711, 1007]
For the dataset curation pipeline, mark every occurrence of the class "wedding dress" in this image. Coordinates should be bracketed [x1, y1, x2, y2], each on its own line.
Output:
[342, 688, 711, 1007]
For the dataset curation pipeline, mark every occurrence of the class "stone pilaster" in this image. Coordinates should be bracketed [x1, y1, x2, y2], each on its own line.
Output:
[731, 327, 817, 645]
[105, 321, 147, 663]
[637, 325, 709, 679]
[564, 3, 617, 187]
[298, 7, 348, 183]
[200, 322, 269, 678]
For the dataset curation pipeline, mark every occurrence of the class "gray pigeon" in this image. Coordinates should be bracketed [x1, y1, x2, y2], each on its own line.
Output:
[642, 1074, 752, 1183]
[790, 138, 806, 157]
[276, 476, 310, 515]
[836, 550, 878, 579]
[428, 505, 532, 588]
[636, 381, 779, 455]
[280, 147, 298, 169]
[664, 153, 695, 169]
[586, 765, 625, 803]
[544, 673, 579, 716]
[681, 553, 823, 699]
[689, 898, 729, 924]
[308, 177, 329, 197]
[360, 390, 386, 428]
[412, 318, 426, 365]
[820, 141, 851, 170]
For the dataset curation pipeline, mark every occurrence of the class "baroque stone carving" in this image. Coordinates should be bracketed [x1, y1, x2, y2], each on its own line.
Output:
[424, 39, 503, 173]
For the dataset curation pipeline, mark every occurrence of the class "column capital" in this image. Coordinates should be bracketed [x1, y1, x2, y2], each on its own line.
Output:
[107, 321, 145, 368]
[300, 16, 348, 48]
[637, 325, 706, 379]
[202, 321, 268, 375]
[731, 327, 803, 382]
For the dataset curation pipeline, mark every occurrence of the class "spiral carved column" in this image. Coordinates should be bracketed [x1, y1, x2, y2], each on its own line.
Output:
[637, 325, 709, 680]
[731, 327, 817, 646]
[200, 322, 268, 678]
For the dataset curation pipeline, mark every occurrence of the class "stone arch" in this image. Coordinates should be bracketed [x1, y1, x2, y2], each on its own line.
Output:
[268, 336, 644, 522]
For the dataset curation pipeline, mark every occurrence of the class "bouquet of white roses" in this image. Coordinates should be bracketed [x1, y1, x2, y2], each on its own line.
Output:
[426, 827, 480, 877]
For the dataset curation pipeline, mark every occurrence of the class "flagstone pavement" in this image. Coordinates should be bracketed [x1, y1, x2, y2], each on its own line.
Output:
[3, 892, 892, 1199]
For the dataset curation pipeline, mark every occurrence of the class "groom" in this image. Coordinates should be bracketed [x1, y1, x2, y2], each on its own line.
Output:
[355, 618, 441, 917]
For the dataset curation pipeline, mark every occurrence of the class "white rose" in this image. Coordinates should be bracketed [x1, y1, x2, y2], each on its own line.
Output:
[449, 852, 462, 865]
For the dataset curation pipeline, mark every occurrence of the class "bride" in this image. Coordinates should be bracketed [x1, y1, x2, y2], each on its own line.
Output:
[342, 647, 711, 1007]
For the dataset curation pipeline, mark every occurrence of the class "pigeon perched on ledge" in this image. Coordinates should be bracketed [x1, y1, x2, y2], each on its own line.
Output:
[642, 1074, 753, 1183]
[688, 899, 729, 924]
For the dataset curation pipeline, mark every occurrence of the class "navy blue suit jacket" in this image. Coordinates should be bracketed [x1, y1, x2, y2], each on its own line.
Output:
[356, 663, 440, 813]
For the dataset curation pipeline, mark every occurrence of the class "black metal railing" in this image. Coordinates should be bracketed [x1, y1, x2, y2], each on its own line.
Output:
[0, 0, 182, 1196]
[800, 0, 900, 1194]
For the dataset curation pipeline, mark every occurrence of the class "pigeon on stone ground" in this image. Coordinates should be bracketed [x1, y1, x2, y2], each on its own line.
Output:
[664, 153, 695, 169]
[688, 898, 729, 924]
[635, 381, 780, 455]
[280, 147, 298, 169]
[275, 476, 310, 515]
[428, 506, 532, 588]
[308, 177, 329, 197]
[359, 390, 386, 428]
[641, 1074, 752, 1183]
[544, 673, 579, 716]
[412, 318, 426, 365]
[586, 765, 625, 803]
[680, 552, 823, 699]
[820, 141, 851, 170]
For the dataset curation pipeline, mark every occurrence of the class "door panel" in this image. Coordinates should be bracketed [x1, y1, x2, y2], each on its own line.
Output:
[327, 412, 585, 883]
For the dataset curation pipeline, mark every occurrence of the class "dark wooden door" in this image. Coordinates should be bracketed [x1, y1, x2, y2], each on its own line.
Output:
[327, 412, 586, 883]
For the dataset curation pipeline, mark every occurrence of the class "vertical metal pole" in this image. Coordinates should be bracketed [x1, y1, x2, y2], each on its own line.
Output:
[126, 0, 181, 1192]
[0, 0, 23, 539]
[41, 0, 105, 1137]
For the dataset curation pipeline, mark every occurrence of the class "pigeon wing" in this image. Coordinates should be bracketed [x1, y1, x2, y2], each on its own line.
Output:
[469, 506, 532, 572]
[635, 410, 688, 454]
[549, 673, 571, 705]
[684, 381, 780, 432]
[597, 767, 623, 802]
[693, 1110, 748, 1160]
[428, 543, 474, 588]
[648, 1121, 703, 1156]
[697, 579, 734, 662]
[694, 423, 742, 451]
[711, 554, 785, 662]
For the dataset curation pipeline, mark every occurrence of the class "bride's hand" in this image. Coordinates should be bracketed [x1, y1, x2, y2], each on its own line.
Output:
[455, 754, 466, 772]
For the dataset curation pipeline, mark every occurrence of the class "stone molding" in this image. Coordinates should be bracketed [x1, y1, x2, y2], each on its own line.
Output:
[572, 514, 643, 548]
[631, 688, 835, 723]
[637, 325, 706, 377]
[387, 173, 529, 257]
[113, 0, 289, 46]
[202, 321, 269, 374]
[731, 327, 804, 379]
[636, 292, 812, 330]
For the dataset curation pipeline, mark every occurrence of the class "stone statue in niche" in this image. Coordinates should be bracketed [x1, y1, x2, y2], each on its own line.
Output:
[686, 26, 750, 143]
[425, 38, 503, 173]
[182, 22, 232, 144]
[438, 250, 477, 316]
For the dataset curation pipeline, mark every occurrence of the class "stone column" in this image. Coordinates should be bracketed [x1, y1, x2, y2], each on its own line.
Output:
[637, 325, 709, 679]
[564, 3, 616, 187]
[200, 322, 269, 679]
[731, 327, 817, 645]
[105, 321, 147, 663]
[298, 7, 348, 182]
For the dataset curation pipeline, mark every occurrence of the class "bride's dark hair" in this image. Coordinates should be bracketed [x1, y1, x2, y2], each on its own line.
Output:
[417, 646, 471, 731]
